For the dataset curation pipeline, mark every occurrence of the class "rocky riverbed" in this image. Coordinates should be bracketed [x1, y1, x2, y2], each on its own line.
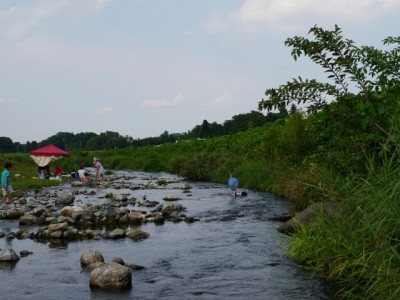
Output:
[0, 172, 198, 244]
[0, 170, 333, 299]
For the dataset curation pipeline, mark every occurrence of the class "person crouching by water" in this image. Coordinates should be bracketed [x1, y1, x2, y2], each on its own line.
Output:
[78, 165, 89, 184]
[36, 165, 50, 180]
[70, 170, 80, 182]
[2, 162, 13, 204]
[93, 157, 105, 183]
[228, 177, 248, 198]
[228, 177, 239, 198]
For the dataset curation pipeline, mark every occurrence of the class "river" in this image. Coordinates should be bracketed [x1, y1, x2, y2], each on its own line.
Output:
[0, 170, 333, 299]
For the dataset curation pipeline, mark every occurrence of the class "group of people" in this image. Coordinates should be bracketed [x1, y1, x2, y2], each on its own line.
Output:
[3, 157, 245, 205]
[71, 157, 105, 185]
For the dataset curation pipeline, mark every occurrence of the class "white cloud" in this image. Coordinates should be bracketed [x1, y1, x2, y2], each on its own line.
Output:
[201, 0, 400, 35]
[0, 0, 112, 38]
[96, 106, 113, 115]
[0, 97, 18, 105]
[208, 92, 232, 106]
[141, 93, 185, 108]
[200, 12, 234, 34]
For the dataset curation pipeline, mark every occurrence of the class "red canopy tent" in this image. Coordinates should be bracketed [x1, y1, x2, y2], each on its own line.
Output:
[30, 144, 70, 167]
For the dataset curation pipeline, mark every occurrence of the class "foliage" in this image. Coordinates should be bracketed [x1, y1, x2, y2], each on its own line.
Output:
[287, 146, 400, 299]
[258, 24, 400, 114]
[0, 137, 16, 153]
[0, 109, 292, 153]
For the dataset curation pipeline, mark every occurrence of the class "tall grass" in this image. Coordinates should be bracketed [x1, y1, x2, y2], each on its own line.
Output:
[286, 147, 400, 299]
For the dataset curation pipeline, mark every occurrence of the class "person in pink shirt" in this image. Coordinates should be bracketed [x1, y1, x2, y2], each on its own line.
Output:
[93, 157, 105, 183]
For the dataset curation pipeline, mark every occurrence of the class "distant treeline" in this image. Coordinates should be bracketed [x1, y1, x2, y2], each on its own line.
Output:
[0, 107, 294, 153]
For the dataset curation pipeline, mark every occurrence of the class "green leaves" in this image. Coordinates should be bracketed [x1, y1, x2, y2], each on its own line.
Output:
[260, 25, 400, 114]
[258, 77, 337, 114]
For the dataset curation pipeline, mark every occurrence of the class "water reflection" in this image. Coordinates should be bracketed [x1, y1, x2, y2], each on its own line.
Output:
[48, 239, 68, 249]
[0, 261, 17, 271]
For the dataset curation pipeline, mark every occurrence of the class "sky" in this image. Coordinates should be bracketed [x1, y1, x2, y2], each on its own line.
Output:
[0, 0, 399, 143]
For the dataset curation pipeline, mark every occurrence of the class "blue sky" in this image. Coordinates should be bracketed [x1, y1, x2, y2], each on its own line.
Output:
[0, 0, 399, 143]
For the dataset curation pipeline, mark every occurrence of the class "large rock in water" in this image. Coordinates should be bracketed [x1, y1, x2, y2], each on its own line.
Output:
[80, 248, 104, 267]
[0, 249, 20, 262]
[126, 229, 150, 241]
[89, 262, 132, 289]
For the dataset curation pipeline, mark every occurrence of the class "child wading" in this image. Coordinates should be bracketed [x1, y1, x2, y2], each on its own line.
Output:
[93, 157, 105, 183]
[2, 162, 13, 204]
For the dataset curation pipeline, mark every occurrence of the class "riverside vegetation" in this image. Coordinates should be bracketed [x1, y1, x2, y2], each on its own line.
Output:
[1, 25, 400, 299]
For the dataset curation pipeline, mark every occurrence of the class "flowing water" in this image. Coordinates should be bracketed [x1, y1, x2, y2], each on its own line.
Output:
[0, 170, 333, 300]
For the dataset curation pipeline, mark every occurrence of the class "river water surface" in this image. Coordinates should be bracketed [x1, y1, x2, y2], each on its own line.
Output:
[0, 170, 332, 299]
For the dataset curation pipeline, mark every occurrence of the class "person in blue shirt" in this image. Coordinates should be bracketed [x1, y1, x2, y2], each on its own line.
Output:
[228, 177, 239, 198]
[228, 177, 248, 198]
[2, 162, 13, 204]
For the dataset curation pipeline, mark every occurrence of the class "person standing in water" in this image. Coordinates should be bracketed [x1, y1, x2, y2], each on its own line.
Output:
[93, 157, 105, 183]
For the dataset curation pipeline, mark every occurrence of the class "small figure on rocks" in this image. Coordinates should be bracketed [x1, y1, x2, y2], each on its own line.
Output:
[93, 157, 105, 183]
[2, 162, 13, 204]
[78, 165, 89, 184]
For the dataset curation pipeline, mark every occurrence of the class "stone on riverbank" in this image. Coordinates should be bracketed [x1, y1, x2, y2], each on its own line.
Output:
[55, 193, 75, 206]
[19, 213, 39, 225]
[277, 202, 342, 235]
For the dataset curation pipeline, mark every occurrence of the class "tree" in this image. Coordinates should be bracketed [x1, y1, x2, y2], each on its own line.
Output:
[258, 25, 400, 114]
[0, 137, 16, 153]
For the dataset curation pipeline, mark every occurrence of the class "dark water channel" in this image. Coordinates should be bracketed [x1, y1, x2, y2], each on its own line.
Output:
[0, 170, 333, 299]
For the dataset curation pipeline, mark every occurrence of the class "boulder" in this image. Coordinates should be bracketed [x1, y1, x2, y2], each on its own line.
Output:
[55, 193, 75, 206]
[89, 262, 132, 289]
[4, 209, 24, 219]
[126, 229, 150, 241]
[163, 195, 182, 201]
[19, 214, 39, 225]
[0, 249, 20, 262]
[80, 248, 104, 267]
[128, 211, 144, 224]
[277, 202, 341, 235]
[112, 257, 125, 265]
[61, 206, 83, 217]
[48, 222, 68, 232]
[108, 228, 125, 239]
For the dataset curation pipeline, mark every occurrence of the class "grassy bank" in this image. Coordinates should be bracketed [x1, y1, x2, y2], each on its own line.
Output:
[287, 153, 400, 299]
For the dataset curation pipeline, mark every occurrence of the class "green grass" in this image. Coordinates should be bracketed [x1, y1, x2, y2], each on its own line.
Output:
[286, 154, 400, 299]
[0, 153, 67, 192]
